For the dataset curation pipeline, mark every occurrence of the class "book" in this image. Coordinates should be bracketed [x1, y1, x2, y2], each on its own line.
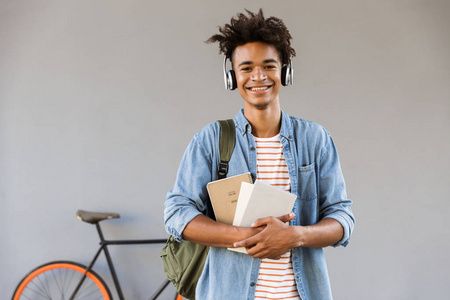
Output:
[229, 180, 297, 254]
[206, 172, 253, 225]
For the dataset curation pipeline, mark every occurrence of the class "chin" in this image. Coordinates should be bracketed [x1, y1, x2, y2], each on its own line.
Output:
[246, 99, 273, 110]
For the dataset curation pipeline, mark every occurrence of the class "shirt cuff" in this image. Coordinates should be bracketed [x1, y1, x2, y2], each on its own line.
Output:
[166, 209, 203, 242]
[323, 214, 353, 247]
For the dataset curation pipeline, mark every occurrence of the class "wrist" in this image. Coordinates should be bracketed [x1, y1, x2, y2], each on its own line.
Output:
[292, 225, 309, 248]
[231, 226, 258, 246]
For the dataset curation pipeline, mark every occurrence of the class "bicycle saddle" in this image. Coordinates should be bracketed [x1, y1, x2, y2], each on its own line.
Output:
[76, 209, 120, 224]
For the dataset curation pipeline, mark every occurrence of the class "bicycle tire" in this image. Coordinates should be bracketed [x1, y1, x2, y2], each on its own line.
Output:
[174, 294, 183, 300]
[12, 260, 112, 300]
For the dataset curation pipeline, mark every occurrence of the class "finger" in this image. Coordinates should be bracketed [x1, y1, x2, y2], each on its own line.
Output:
[251, 216, 274, 228]
[246, 246, 281, 260]
[233, 234, 259, 248]
[245, 244, 264, 258]
[251, 213, 295, 228]
[267, 255, 282, 260]
[277, 212, 295, 223]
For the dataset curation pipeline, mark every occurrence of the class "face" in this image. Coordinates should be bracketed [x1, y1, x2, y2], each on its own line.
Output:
[232, 42, 282, 111]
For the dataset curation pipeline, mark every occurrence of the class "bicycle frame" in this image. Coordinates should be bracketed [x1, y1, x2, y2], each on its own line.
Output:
[70, 221, 169, 300]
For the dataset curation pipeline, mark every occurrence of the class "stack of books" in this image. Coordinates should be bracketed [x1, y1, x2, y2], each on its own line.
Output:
[207, 173, 296, 254]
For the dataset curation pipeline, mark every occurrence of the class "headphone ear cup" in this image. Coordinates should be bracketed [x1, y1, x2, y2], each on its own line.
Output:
[282, 65, 293, 86]
[281, 66, 287, 86]
[227, 70, 237, 90]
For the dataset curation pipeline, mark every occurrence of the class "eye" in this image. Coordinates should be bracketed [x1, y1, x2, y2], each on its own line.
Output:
[240, 67, 251, 72]
[264, 65, 276, 69]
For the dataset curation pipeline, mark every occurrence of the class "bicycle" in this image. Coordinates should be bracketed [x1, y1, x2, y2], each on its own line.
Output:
[12, 209, 182, 300]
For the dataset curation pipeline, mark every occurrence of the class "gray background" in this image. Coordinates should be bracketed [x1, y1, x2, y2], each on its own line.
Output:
[1, 0, 449, 299]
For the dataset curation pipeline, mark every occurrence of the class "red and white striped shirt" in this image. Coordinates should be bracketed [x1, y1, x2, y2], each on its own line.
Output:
[254, 135, 301, 300]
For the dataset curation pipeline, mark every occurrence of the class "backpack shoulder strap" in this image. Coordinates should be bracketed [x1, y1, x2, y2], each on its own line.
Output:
[217, 119, 236, 179]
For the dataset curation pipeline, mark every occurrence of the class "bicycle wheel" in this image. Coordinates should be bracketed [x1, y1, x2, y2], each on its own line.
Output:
[12, 260, 112, 300]
[174, 294, 183, 300]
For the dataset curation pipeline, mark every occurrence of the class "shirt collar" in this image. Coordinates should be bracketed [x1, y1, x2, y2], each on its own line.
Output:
[234, 108, 294, 141]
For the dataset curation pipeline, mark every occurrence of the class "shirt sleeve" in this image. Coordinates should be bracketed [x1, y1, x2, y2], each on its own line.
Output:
[317, 129, 355, 247]
[164, 131, 216, 242]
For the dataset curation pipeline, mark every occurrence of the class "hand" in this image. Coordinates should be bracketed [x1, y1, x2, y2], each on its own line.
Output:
[233, 213, 296, 259]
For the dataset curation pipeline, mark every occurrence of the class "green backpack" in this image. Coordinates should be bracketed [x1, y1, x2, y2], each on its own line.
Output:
[160, 119, 235, 300]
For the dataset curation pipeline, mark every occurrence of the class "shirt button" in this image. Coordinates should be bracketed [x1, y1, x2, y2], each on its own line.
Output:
[250, 147, 255, 151]
[250, 282, 256, 287]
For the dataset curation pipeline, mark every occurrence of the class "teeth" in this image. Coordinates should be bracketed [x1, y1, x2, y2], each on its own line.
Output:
[251, 87, 268, 91]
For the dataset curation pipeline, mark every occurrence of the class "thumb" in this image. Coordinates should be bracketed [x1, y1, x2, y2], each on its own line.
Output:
[276, 212, 295, 223]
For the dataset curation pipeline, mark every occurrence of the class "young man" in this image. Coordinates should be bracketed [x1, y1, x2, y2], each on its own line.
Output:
[164, 9, 354, 300]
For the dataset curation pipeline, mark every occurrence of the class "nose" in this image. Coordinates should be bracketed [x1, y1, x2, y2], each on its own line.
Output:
[250, 67, 267, 81]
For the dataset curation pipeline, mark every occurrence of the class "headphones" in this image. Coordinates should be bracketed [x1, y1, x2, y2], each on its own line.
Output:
[223, 56, 293, 90]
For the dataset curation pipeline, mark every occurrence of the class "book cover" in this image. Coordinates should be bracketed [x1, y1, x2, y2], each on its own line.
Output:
[206, 172, 253, 225]
[229, 180, 297, 254]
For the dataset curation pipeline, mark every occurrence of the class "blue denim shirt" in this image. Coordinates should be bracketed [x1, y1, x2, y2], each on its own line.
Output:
[164, 109, 354, 300]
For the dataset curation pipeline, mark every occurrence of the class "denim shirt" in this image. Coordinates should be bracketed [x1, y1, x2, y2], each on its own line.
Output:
[164, 109, 354, 300]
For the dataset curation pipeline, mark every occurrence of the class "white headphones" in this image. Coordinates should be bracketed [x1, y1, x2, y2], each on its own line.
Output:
[223, 56, 293, 90]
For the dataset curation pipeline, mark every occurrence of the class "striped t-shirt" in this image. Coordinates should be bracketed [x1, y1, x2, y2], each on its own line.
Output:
[254, 135, 301, 300]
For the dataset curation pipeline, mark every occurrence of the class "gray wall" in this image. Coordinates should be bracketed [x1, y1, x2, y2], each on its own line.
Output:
[1, 0, 449, 299]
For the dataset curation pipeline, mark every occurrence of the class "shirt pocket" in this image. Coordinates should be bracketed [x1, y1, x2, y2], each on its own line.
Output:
[298, 163, 317, 201]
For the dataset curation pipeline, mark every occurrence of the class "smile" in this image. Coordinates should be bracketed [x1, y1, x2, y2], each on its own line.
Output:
[248, 86, 271, 92]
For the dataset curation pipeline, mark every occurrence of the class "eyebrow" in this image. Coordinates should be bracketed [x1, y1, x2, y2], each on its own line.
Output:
[237, 59, 279, 67]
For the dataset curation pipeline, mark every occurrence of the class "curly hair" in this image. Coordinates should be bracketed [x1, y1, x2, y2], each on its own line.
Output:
[206, 9, 296, 65]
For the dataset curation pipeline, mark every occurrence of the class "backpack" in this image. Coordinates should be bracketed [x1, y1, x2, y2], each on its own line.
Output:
[160, 119, 235, 300]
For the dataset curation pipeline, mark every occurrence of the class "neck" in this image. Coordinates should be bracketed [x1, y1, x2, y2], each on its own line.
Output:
[243, 105, 282, 138]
